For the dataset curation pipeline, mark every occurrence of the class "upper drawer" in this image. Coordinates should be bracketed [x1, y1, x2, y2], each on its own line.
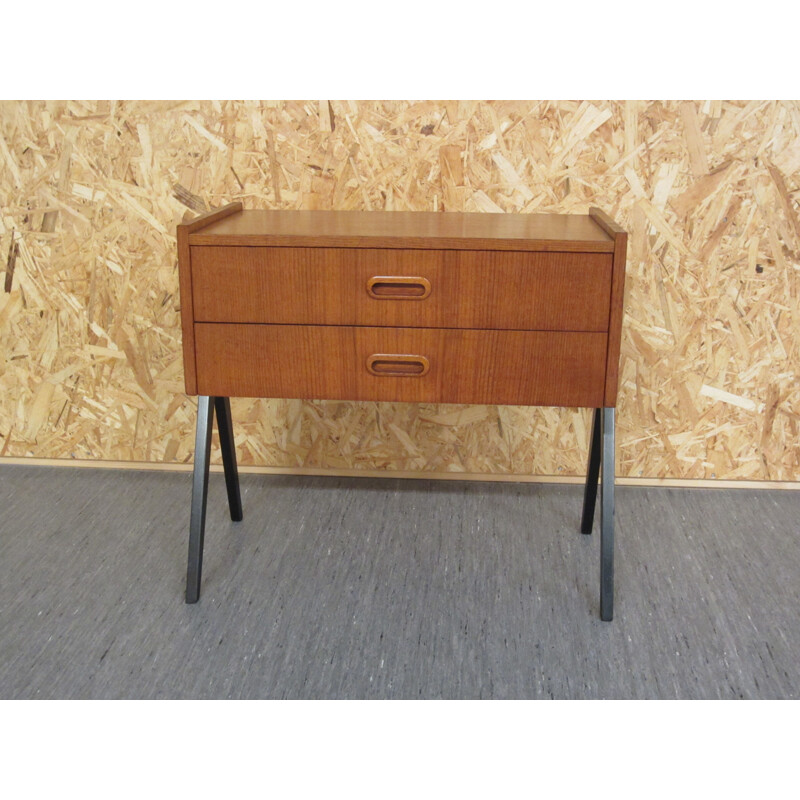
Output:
[190, 246, 612, 331]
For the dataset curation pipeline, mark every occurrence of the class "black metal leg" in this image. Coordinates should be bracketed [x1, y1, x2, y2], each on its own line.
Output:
[580, 408, 601, 534]
[186, 396, 214, 604]
[214, 396, 243, 522]
[600, 407, 615, 621]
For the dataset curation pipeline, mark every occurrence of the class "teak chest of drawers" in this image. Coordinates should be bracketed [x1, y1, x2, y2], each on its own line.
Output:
[177, 204, 627, 620]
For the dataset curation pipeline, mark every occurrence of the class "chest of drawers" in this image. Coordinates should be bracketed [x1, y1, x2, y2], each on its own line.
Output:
[177, 204, 627, 620]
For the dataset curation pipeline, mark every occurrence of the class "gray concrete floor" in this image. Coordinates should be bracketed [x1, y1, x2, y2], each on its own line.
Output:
[0, 463, 797, 698]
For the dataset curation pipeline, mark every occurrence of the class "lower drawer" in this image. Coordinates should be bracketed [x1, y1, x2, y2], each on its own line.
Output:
[194, 324, 606, 407]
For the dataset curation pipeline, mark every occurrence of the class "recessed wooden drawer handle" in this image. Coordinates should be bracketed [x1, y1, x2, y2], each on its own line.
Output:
[366, 354, 430, 377]
[366, 276, 431, 300]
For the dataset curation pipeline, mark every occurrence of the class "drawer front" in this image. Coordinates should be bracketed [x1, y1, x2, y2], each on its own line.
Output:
[194, 323, 607, 407]
[191, 247, 612, 331]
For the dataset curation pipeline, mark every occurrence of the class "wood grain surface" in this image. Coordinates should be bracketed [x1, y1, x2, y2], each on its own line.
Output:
[191, 246, 613, 332]
[603, 223, 629, 406]
[180, 201, 243, 233]
[189, 209, 616, 252]
[176, 224, 197, 395]
[194, 323, 606, 407]
[4, 101, 797, 482]
[177, 202, 243, 395]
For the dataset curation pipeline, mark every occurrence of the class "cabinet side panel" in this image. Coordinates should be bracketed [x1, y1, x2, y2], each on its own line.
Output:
[603, 230, 628, 406]
[177, 225, 197, 395]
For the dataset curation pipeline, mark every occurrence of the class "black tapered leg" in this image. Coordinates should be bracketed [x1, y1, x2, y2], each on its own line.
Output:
[600, 407, 615, 621]
[214, 396, 243, 522]
[580, 408, 602, 534]
[186, 396, 214, 604]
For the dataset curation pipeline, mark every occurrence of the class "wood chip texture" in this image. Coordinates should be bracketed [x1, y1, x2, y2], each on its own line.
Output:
[0, 100, 798, 481]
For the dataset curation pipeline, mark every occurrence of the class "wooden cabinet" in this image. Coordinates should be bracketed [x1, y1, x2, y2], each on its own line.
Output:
[177, 204, 628, 620]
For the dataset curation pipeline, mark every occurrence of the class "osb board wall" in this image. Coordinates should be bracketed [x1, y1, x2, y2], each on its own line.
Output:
[1, 100, 798, 480]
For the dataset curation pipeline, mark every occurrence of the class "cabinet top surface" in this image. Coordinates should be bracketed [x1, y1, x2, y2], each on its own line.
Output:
[188, 210, 616, 252]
